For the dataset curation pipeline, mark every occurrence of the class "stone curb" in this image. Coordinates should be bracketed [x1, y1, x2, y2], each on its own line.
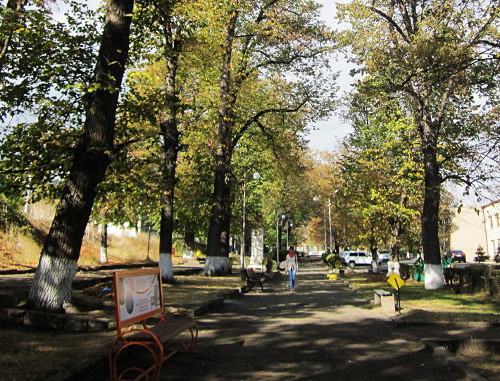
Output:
[422, 340, 487, 381]
[0, 288, 245, 332]
[0, 307, 117, 332]
[390, 317, 498, 381]
[391, 317, 500, 329]
[0, 269, 278, 333]
[344, 280, 493, 381]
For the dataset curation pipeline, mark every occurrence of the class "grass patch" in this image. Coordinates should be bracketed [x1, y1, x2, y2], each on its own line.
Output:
[344, 272, 500, 322]
[106, 232, 160, 263]
[2, 226, 41, 268]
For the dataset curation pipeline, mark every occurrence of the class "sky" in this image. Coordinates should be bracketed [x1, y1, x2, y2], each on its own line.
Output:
[306, 0, 354, 152]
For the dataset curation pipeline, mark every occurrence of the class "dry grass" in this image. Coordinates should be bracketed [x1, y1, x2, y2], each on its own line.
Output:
[0, 226, 41, 270]
[0, 199, 168, 271]
[0, 221, 162, 271]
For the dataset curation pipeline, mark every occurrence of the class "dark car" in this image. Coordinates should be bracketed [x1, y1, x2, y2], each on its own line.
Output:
[450, 249, 466, 263]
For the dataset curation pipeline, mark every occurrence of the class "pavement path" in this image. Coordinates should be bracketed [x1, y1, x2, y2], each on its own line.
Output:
[161, 258, 467, 381]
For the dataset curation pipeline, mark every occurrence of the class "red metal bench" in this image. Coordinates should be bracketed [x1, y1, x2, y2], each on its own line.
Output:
[109, 268, 198, 380]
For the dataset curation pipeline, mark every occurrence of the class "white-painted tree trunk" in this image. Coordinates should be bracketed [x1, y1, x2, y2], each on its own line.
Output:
[28, 255, 78, 312]
[99, 247, 107, 264]
[99, 223, 108, 264]
[424, 263, 444, 290]
[386, 261, 400, 277]
[159, 253, 174, 283]
[204, 256, 230, 276]
[371, 260, 379, 273]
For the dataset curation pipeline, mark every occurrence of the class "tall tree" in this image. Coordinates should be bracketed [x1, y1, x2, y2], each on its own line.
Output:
[130, 0, 187, 283]
[27, 0, 135, 312]
[342, 93, 423, 274]
[205, 0, 335, 275]
[338, 0, 498, 289]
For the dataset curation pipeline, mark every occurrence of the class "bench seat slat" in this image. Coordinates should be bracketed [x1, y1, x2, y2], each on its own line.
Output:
[127, 315, 195, 343]
[374, 289, 391, 296]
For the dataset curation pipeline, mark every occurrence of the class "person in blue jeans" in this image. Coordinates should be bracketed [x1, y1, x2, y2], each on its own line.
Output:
[285, 246, 299, 291]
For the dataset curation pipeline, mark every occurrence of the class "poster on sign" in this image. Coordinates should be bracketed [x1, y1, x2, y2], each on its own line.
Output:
[116, 271, 162, 322]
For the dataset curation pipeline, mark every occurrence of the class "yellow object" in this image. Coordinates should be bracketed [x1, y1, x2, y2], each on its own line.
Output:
[327, 274, 338, 280]
[387, 273, 405, 290]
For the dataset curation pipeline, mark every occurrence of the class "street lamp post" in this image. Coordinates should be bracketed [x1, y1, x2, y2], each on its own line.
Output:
[286, 220, 293, 248]
[276, 214, 279, 266]
[276, 213, 285, 265]
[323, 210, 327, 253]
[328, 199, 332, 253]
[241, 171, 260, 270]
[286, 220, 289, 248]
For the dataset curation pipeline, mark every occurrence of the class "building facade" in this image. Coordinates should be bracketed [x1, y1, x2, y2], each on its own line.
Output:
[450, 205, 487, 260]
[482, 199, 500, 258]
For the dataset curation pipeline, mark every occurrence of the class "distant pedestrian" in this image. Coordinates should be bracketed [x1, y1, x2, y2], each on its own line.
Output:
[285, 246, 298, 291]
[413, 256, 425, 282]
[442, 254, 451, 268]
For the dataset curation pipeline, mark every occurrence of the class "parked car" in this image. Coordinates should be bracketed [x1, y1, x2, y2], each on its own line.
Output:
[449, 249, 466, 263]
[377, 251, 390, 264]
[340, 251, 372, 268]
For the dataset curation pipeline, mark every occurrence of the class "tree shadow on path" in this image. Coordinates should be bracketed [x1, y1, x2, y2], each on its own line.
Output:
[163, 258, 466, 380]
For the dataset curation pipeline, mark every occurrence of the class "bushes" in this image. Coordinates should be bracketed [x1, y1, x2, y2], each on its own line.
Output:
[444, 266, 500, 296]
[322, 252, 343, 270]
[403, 260, 499, 296]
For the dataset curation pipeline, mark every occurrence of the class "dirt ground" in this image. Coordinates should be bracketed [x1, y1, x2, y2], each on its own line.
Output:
[0, 258, 498, 380]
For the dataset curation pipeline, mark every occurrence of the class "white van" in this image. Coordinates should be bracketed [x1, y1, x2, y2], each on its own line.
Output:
[340, 251, 372, 268]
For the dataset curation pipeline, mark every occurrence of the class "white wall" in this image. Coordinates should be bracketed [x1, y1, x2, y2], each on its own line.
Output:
[450, 206, 487, 259]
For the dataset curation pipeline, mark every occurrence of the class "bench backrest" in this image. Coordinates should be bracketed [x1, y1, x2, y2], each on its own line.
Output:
[113, 267, 164, 334]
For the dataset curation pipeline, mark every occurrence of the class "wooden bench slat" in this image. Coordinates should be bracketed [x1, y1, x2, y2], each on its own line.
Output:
[152, 320, 196, 342]
[128, 317, 195, 342]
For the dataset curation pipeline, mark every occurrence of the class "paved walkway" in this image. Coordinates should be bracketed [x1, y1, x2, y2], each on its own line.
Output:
[160, 259, 467, 380]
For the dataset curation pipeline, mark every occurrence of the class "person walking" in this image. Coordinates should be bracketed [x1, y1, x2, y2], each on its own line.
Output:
[285, 246, 298, 291]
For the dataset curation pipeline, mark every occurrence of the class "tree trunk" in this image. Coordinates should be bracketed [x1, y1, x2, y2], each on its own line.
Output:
[386, 195, 407, 278]
[153, 0, 182, 283]
[159, 205, 174, 281]
[205, 8, 239, 276]
[184, 231, 195, 256]
[158, 48, 180, 283]
[420, 118, 444, 289]
[205, 158, 231, 275]
[368, 231, 379, 273]
[27, 0, 134, 312]
[0, 0, 28, 64]
[99, 223, 108, 263]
